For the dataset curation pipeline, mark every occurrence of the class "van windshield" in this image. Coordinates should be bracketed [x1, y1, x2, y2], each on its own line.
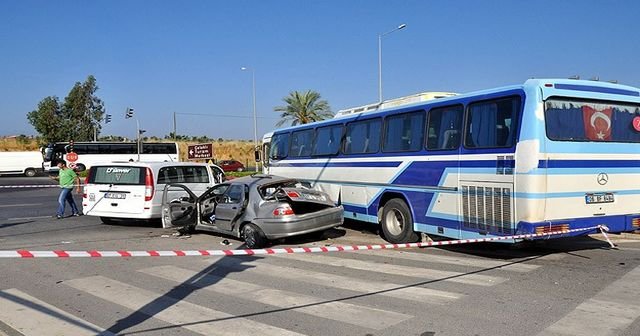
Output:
[89, 166, 145, 185]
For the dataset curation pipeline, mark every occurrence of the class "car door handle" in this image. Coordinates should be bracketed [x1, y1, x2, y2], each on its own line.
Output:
[231, 207, 237, 210]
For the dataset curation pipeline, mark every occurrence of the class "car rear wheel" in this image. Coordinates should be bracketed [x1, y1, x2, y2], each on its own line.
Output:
[236, 167, 244, 172]
[242, 223, 268, 249]
[380, 198, 419, 244]
[24, 168, 36, 177]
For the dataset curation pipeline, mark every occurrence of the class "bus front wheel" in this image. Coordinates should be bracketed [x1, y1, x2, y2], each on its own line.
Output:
[381, 199, 419, 244]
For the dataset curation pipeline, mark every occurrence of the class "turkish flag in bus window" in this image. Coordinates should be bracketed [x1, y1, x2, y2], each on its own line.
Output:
[582, 106, 613, 141]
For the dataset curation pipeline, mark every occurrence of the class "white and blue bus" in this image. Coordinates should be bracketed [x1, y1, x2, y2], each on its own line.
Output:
[262, 79, 640, 243]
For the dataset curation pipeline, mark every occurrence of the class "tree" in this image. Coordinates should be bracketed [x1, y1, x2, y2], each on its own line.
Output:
[61, 75, 105, 141]
[27, 96, 64, 143]
[274, 90, 333, 127]
[27, 75, 105, 143]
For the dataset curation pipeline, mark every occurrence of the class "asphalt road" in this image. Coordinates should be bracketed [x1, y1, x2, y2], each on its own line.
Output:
[1, 176, 639, 336]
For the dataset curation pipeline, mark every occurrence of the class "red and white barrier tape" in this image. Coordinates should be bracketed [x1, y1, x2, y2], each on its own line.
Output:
[0, 185, 62, 188]
[0, 225, 612, 259]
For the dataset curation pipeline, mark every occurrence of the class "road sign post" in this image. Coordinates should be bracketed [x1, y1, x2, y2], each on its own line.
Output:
[187, 144, 214, 161]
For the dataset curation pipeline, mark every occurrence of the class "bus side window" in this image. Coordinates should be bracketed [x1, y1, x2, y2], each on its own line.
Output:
[426, 105, 463, 150]
[290, 129, 314, 157]
[465, 97, 520, 148]
[343, 118, 381, 154]
[383, 111, 424, 152]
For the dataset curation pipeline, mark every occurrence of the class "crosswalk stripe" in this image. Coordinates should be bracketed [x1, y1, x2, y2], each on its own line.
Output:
[346, 249, 541, 272]
[537, 265, 640, 336]
[0, 288, 115, 336]
[65, 276, 305, 336]
[206, 257, 461, 304]
[272, 252, 507, 286]
[139, 265, 412, 330]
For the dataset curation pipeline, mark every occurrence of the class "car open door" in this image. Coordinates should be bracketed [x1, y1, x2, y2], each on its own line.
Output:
[161, 184, 198, 228]
[214, 184, 248, 231]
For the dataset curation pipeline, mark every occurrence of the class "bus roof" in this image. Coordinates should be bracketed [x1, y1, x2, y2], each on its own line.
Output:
[269, 78, 640, 134]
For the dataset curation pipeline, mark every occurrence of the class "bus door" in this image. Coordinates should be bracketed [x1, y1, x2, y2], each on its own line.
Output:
[458, 97, 519, 237]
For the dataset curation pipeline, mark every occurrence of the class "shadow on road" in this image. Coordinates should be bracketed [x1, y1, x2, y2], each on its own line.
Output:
[339, 218, 619, 260]
[104, 244, 259, 335]
[0, 220, 34, 229]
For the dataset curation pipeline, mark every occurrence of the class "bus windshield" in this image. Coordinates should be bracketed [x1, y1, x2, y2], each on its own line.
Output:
[545, 98, 640, 143]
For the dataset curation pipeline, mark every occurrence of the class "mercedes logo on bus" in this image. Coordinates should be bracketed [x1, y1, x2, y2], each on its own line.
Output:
[597, 173, 609, 185]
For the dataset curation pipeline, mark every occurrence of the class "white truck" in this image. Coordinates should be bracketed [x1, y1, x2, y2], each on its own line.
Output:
[0, 151, 43, 177]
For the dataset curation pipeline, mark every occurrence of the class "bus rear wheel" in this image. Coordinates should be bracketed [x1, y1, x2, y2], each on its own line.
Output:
[381, 198, 419, 244]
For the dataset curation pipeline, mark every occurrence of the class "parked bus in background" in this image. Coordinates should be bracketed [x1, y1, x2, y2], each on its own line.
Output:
[262, 78, 640, 243]
[0, 151, 43, 177]
[41, 142, 179, 173]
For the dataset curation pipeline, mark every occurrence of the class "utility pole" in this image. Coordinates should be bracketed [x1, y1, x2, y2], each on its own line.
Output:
[173, 111, 177, 140]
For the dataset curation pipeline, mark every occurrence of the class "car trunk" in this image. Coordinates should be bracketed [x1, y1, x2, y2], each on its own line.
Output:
[279, 187, 336, 214]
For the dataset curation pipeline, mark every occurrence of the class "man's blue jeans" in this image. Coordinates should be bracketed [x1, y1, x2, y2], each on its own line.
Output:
[57, 187, 79, 217]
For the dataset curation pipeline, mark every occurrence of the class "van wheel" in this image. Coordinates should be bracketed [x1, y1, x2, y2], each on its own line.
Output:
[100, 217, 117, 225]
[24, 169, 36, 177]
[381, 198, 419, 244]
[242, 223, 268, 249]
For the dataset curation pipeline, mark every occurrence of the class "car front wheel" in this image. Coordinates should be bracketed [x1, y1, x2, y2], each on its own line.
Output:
[242, 223, 268, 249]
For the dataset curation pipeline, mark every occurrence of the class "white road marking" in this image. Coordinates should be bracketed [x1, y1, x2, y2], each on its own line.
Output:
[0, 288, 114, 336]
[208, 258, 463, 304]
[273, 252, 507, 286]
[348, 249, 541, 272]
[139, 265, 412, 330]
[65, 275, 305, 336]
[537, 265, 640, 336]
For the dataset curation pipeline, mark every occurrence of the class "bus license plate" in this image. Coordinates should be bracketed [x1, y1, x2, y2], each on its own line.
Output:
[104, 192, 126, 199]
[585, 193, 614, 204]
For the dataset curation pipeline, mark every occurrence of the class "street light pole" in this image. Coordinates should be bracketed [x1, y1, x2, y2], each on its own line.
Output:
[378, 23, 407, 104]
[241, 66, 259, 172]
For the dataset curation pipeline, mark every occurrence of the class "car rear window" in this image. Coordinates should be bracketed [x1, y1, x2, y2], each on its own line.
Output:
[89, 166, 145, 185]
[157, 166, 210, 184]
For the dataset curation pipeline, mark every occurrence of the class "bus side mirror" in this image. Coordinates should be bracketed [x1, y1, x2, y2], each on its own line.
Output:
[254, 147, 261, 162]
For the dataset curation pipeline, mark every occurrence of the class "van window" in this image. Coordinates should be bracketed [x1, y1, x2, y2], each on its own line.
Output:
[157, 166, 210, 184]
[89, 166, 144, 185]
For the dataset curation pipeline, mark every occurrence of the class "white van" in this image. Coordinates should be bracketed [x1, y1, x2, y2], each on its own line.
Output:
[82, 162, 224, 223]
[0, 151, 43, 177]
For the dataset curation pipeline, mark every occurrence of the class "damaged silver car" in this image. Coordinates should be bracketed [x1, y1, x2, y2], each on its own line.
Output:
[161, 175, 343, 248]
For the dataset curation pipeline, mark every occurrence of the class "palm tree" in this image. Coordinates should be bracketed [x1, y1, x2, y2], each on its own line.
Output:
[274, 90, 333, 127]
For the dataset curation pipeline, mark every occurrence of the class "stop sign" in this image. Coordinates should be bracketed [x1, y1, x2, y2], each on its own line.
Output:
[66, 152, 78, 162]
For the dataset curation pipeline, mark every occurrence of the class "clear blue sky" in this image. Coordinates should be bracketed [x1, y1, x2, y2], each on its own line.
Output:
[1, 0, 639, 140]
